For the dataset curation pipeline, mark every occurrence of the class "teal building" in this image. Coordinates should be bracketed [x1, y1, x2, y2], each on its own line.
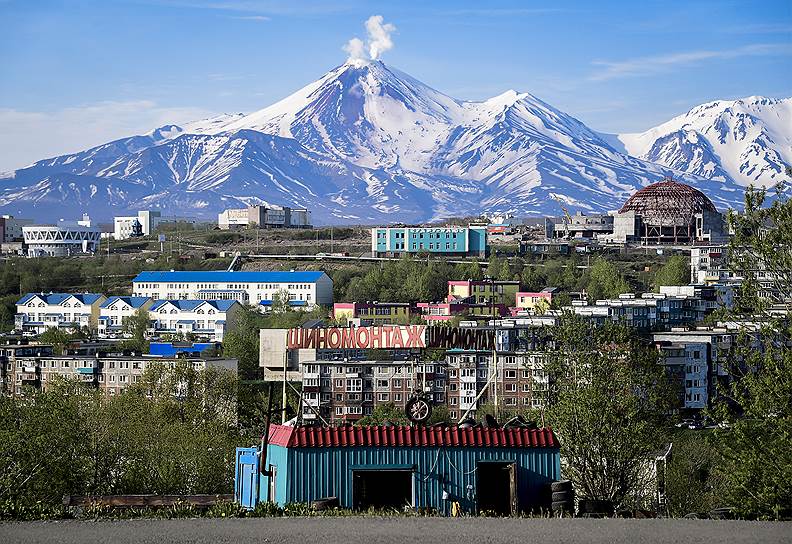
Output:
[371, 225, 488, 257]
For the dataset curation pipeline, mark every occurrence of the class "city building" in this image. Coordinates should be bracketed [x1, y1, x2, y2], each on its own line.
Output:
[1, 346, 236, 398]
[567, 289, 729, 330]
[132, 270, 334, 307]
[448, 280, 520, 306]
[514, 288, 558, 314]
[518, 240, 570, 256]
[608, 179, 727, 245]
[371, 225, 487, 257]
[415, 301, 509, 322]
[22, 215, 101, 257]
[98, 296, 155, 338]
[148, 299, 242, 341]
[0, 215, 33, 242]
[15, 293, 106, 335]
[652, 328, 738, 413]
[545, 212, 613, 239]
[260, 321, 556, 424]
[332, 302, 414, 325]
[236, 424, 560, 514]
[113, 210, 162, 240]
[218, 205, 311, 230]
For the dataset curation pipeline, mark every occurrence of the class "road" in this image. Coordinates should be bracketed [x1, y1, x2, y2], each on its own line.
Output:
[1, 517, 789, 544]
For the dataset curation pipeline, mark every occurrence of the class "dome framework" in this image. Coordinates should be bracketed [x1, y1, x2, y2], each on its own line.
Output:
[617, 179, 720, 245]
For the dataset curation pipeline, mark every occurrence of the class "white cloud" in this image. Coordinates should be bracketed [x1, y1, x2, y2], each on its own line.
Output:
[590, 43, 792, 81]
[342, 15, 396, 62]
[228, 15, 270, 21]
[0, 101, 216, 173]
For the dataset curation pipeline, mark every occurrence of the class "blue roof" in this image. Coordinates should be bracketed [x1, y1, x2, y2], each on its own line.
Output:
[133, 270, 327, 283]
[100, 296, 151, 309]
[150, 299, 239, 312]
[259, 300, 308, 307]
[149, 342, 216, 357]
[17, 293, 104, 306]
[176, 320, 195, 324]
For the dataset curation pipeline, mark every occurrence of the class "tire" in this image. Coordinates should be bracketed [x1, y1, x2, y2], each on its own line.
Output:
[550, 480, 573, 492]
[312, 497, 339, 511]
[551, 501, 573, 512]
[552, 491, 574, 502]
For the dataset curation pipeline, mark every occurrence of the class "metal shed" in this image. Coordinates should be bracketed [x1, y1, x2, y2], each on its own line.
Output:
[236, 425, 560, 515]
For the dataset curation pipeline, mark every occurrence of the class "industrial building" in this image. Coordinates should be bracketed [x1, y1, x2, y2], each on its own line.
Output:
[15, 293, 106, 335]
[218, 205, 311, 230]
[132, 270, 333, 307]
[371, 225, 487, 257]
[22, 215, 101, 257]
[235, 424, 560, 515]
[113, 210, 162, 240]
[0, 215, 33, 242]
[545, 212, 614, 239]
[608, 179, 727, 245]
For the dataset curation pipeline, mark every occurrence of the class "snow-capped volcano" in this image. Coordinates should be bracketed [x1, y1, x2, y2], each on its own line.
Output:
[0, 60, 751, 223]
[616, 96, 792, 188]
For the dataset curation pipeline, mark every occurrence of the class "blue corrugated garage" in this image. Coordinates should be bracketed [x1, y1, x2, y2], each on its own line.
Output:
[236, 424, 560, 515]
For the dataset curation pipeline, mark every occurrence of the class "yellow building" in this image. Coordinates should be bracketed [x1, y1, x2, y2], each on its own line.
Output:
[447, 280, 520, 306]
[332, 302, 414, 325]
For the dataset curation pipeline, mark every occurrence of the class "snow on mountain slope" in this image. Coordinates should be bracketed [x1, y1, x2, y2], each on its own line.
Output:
[618, 96, 792, 188]
[0, 60, 752, 223]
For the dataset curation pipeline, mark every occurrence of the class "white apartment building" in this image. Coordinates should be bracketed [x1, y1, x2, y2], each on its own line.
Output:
[15, 293, 106, 335]
[113, 210, 162, 240]
[98, 296, 155, 338]
[148, 299, 242, 341]
[132, 270, 333, 307]
[22, 215, 101, 257]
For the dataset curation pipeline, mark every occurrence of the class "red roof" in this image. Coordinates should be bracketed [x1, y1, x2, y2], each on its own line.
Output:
[267, 424, 558, 449]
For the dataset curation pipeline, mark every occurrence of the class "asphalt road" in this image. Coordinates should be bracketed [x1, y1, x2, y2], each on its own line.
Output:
[2, 517, 790, 544]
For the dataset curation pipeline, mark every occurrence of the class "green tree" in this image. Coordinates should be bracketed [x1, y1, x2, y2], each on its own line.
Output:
[585, 258, 630, 301]
[653, 255, 690, 290]
[545, 314, 674, 508]
[709, 183, 792, 519]
[122, 307, 151, 353]
[664, 431, 727, 517]
[357, 402, 410, 425]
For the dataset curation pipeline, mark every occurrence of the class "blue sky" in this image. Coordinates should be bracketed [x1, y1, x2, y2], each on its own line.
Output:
[0, 0, 790, 172]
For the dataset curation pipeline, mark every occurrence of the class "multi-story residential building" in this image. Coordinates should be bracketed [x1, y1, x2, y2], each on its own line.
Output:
[98, 296, 154, 338]
[448, 279, 520, 305]
[22, 215, 101, 257]
[332, 302, 414, 325]
[113, 210, 162, 240]
[567, 289, 731, 331]
[371, 225, 488, 257]
[218, 205, 311, 229]
[148, 299, 241, 341]
[1, 348, 236, 398]
[690, 245, 783, 303]
[0, 343, 54, 394]
[15, 293, 106, 335]
[132, 270, 333, 307]
[652, 328, 737, 413]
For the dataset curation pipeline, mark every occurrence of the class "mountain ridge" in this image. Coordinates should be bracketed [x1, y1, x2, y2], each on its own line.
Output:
[0, 60, 767, 224]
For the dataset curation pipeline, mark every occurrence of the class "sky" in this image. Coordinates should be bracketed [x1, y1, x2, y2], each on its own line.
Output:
[0, 0, 790, 172]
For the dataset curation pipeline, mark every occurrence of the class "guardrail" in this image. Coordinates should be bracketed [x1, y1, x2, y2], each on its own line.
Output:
[63, 494, 233, 508]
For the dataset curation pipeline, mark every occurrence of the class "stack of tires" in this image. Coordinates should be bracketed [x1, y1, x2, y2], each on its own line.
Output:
[551, 480, 574, 516]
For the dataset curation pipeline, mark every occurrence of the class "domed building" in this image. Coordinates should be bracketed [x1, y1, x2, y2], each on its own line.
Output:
[610, 179, 727, 244]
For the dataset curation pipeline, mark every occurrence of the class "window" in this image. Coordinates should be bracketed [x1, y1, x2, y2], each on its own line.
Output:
[346, 378, 362, 392]
[334, 379, 343, 388]
[505, 383, 516, 392]
[505, 370, 516, 379]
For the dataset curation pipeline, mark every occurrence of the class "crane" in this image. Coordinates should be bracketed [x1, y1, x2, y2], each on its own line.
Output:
[551, 194, 573, 239]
